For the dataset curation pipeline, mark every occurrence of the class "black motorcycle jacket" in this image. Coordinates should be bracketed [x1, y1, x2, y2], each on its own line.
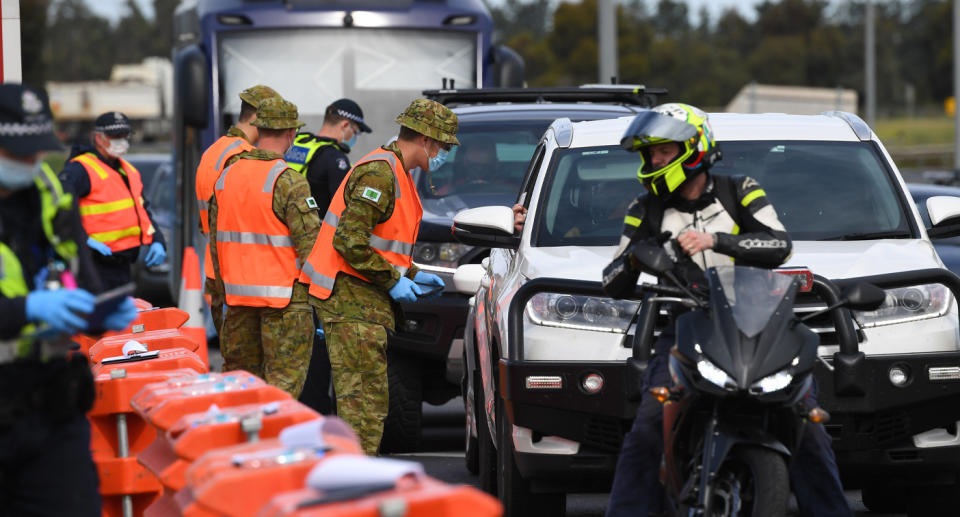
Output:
[603, 174, 792, 298]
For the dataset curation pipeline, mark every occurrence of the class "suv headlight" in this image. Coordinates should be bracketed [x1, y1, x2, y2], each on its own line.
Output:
[853, 284, 952, 328]
[526, 293, 640, 333]
[413, 242, 473, 270]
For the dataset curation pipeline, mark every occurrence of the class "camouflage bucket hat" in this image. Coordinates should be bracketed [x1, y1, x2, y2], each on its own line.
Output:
[395, 98, 459, 145]
[238, 84, 280, 108]
[253, 97, 305, 129]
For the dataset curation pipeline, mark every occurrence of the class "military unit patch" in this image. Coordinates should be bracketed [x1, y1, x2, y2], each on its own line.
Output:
[306, 197, 318, 209]
[361, 187, 382, 203]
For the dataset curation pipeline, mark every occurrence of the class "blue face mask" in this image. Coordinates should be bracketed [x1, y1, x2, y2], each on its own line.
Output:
[426, 145, 449, 172]
[0, 156, 42, 190]
[344, 134, 358, 150]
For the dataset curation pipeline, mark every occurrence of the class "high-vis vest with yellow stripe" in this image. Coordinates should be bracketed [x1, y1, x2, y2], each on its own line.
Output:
[72, 152, 154, 252]
[196, 135, 254, 279]
[299, 148, 422, 300]
[1, 169, 78, 359]
[214, 158, 299, 308]
[284, 133, 340, 175]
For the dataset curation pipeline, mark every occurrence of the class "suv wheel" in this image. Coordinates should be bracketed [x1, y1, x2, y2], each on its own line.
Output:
[380, 348, 423, 453]
[463, 350, 479, 474]
[496, 397, 566, 516]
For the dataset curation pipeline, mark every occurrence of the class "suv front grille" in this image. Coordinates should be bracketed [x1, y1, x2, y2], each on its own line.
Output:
[582, 416, 623, 452]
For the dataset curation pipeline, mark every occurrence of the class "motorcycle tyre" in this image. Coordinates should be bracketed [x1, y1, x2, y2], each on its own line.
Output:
[704, 446, 789, 517]
[496, 397, 566, 517]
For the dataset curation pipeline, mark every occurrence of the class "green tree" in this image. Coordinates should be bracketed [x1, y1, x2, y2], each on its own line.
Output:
[21, 0, 50, 86]
[44, 0, 115, 81]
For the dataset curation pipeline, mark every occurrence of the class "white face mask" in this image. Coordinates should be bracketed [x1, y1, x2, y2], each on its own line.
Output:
[0, 156, 42, 190]
[106, 137, 130, 157]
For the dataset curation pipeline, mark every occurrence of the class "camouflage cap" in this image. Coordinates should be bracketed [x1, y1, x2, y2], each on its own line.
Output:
[238, 84, 280, 108]
[395, 98, 459, 145]
[252, 97, 305, 129]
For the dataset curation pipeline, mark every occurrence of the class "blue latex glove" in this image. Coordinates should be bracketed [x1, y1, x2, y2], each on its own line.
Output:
[87, 236, 112, 256]
[25, 288, 95, 335]
[143, 242, 166, 267]
[316, 323, 325, 340]
[388, 276, 422, 303]
[102, 297, 138, 331]
[413, 271, 445, 298]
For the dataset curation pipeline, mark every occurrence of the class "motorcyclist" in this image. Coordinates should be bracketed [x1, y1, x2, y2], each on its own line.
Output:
[601, 103, 851, 517]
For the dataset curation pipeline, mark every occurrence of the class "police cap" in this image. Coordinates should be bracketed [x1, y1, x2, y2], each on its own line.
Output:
[94, 111, 131, 137]
[0, 83, 61, 155]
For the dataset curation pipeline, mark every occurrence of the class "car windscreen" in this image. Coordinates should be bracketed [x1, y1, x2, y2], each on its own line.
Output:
[533, 140, 913, 247]
[415, 121, 547, 213]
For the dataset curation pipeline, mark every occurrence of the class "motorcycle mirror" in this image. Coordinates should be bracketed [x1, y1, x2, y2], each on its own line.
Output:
[842, 282, 886, 311]
[630, 244, 673, 275]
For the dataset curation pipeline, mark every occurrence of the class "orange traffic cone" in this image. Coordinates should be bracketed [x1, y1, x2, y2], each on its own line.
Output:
[178, 246, 209, 367]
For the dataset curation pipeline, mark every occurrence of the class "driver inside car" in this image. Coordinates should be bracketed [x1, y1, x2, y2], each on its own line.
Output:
[600, 103, 851, 517]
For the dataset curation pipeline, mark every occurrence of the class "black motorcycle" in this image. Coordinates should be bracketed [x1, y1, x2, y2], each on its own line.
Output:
[629, 245, 885, 516]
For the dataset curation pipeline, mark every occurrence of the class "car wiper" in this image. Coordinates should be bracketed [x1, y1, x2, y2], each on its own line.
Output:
[821, 230, 912, 241]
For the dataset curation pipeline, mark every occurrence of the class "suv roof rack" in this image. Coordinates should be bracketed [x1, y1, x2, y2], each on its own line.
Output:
[423, 85, 668, 108]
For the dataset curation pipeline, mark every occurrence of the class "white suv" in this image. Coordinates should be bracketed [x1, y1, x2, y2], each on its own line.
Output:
[453, 112, 960, 515]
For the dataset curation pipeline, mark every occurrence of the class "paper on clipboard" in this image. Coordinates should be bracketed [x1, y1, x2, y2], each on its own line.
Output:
[305, 456, 423, 491]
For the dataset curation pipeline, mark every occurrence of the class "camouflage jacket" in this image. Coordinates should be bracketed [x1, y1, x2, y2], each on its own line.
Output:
[314, 142, 421, 329]
[209, 149, 321, 304]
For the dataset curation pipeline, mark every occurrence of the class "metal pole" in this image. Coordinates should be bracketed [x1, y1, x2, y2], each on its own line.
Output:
[598, 0, 618, 83]
[117, 413, 133, 517]
[954, 0, 960, 170]
[865, 0, 876, 128]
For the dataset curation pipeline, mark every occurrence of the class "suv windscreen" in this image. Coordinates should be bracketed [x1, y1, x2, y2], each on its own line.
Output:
[534, 140, 913, 247]
[416, 121, 547, 211]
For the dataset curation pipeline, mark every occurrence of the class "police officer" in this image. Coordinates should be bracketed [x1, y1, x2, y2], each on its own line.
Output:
[298, 99, 454, 455]
[285, 98, 372, 212]
[58, 111, 167, 289]
[0, 83, 137, 515]
[196, 84, 279, 336]
[209, 97, 320, 397]
[601, 103, 850, 517]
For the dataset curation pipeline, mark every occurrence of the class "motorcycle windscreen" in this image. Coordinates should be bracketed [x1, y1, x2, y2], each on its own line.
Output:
[712, 266, 796, 338]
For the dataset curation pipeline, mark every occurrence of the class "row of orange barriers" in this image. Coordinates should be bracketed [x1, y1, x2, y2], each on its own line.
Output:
[80, 296, 501, 516]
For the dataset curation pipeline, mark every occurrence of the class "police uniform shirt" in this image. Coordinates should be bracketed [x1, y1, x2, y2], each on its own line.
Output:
[58, 144, 167, 263]
[304, 136, 352, 214]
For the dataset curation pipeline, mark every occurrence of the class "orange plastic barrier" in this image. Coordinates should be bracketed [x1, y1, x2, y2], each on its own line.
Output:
[257, 477, 503, 517]
[88, 367, 202, 517]
[175, 439, 355, 517]
[74, 307, 191, 357]
[177, 246, 209, 365]
[140, 400, 320, 494]
[88, 330, 200, 365]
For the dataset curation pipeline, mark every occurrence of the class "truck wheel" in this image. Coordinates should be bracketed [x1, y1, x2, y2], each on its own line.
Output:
[861, 483, 907, 513]
[707, 446, 788, 517]
[380, 348, 422, 453]
[463, 350, 479, 474]
[496, 398, 566, 517]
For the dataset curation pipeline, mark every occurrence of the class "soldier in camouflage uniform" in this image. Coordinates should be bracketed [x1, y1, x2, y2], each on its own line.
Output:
[209, 97, 321, 397]
[305, 99, 458, 454]
[201, 84, 279, 336]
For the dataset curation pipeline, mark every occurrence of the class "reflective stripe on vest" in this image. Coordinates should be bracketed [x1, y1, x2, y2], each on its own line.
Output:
[284, 134, 340, 174]
[299, 148, 422, 299]
[196, 135, 254, 279]
[74, 153, 154, 252]
[37, 163, 78, 259]
[215, 158, 299, 308]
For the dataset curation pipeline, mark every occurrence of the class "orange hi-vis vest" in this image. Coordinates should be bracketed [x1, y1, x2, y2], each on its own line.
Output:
[214, 158, 300, 308]
[73, 152, 155, 252]
[300, 148, 422, 300]
[196, 134, 254, 279]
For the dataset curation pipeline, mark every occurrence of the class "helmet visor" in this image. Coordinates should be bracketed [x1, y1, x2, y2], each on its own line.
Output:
[620, 110, 698, 151]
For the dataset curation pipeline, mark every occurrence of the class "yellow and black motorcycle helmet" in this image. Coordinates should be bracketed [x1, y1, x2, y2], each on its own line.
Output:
[620, 103, 721, 198]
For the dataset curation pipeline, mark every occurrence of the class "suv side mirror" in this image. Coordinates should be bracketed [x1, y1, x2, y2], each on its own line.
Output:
[452, 206, 520, 249]
[842, 282, 886, 311]
[453, 264, 485, 295]
[927, 196, 960, 238]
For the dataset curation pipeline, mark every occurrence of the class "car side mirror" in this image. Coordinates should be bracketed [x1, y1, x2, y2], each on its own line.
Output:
[452, 206, 520, 250]
[453, 264, 485, 295]
[629, 244, 673, 275]
[842, 282, 886, 311]
[926, 196, 960, 239]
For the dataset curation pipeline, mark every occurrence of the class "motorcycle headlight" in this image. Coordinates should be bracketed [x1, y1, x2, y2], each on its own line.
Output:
[696, 358, 735, 390]
[413, 242, 473, 270]
[853, 284, 952, 328]
[750, 369, 793, 394]
[526, 293, 640, 333]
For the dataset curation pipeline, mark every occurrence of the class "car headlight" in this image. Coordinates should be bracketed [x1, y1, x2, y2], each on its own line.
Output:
[750, 369, 793, 394]
[697, 358, 735, 390]
[525, 293, 640, 333]
[413, 242, 473, 270]
[853, 284, 952, 328]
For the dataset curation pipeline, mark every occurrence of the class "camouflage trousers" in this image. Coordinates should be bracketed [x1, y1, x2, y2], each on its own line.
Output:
[321, 319, 388, 455]
[204, 277, 225, 337]
[220, 302, 314, 398]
